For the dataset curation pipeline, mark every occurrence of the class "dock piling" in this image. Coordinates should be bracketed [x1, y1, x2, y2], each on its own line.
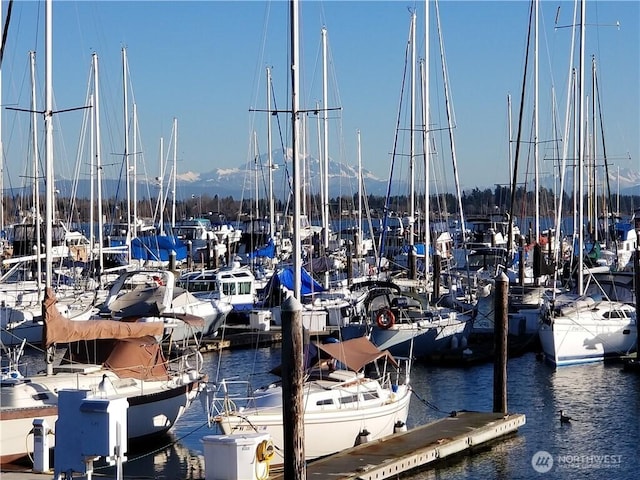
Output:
[281, 295, 306, 480]
[493, 271, 509, 414]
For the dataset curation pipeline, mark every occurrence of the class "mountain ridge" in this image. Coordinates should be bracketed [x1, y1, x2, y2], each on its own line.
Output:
[48, 148, 640, 200]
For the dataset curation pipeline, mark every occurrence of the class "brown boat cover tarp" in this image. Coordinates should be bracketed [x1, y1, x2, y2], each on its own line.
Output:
[42, 287, 164, 347]
[104, 337, 170, 380]
[315, 336, 398, 372]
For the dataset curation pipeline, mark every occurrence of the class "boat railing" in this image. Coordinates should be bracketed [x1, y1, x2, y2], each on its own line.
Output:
[168, 345, 204, 378]
[0, 338, 27, 381]
[202, 377, 266, 424]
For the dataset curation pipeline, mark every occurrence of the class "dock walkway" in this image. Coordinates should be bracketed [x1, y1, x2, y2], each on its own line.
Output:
[272, 411, 525, 479]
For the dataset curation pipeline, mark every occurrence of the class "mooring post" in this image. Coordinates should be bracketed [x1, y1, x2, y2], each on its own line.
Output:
[186, 240, 192, 271]
[169, 249, 176, 272]
[493, 271, 509, 414]
[408, 246, 416, 281]
[281, 294, 306, 479]
[432, 254, 441, 304]
[346, 244, 353, 286]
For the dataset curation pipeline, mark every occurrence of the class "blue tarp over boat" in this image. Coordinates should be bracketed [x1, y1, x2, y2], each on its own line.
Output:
[247, 238, 277, 259]
[108, 234, 187, 262]
[267, 266, 325, 296]
[129, 235, 188, 262]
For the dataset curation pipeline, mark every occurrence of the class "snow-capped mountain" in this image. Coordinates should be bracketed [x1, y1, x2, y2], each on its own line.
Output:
[175, 148, 390, 199]
[50, 151, 639, 201]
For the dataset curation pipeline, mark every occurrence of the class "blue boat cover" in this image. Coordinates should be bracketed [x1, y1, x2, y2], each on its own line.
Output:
[130, 235, 188, 262]
[271, 266, 325, 295]
[247, 238, 277, 259]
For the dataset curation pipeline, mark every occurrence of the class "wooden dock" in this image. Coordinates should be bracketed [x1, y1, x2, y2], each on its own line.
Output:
[198, 325, 335, 352]
[271, 411, 525, 479]
[200, 330, 283, 352]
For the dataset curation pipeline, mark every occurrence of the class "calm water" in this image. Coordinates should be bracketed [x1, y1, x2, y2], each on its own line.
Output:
[16, 339, 639, 479]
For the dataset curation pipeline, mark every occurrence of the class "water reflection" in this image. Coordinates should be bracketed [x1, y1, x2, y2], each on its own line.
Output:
[93, 433, 205, 480]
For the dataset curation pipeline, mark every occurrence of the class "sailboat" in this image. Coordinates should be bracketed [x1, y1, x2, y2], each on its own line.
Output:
[206, 336, 411, 462]
[0, 287, 206, 464]
[201, 0, 412, 464]
[538, 0, 637, 366]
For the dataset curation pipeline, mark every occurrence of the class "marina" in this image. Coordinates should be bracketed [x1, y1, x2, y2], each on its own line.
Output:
[0, 0, 638, 479]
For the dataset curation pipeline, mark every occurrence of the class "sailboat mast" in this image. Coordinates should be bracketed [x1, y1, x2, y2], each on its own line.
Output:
[93, 53, 105, 279]
[577, 0, 586, 296]
[89, 93, 95, 253]
[123, 47, 132, 242]
[172, 117, 177, 228]
[29, 51, 42, 298]
[409, 10, 416, 250]
[322, 25, 330, 286]
[534, 0, 540, 243]
[590, 56, 597, 244]
[253, 131, 259, 222]
[44, 0, 54, 289]
[266, 66, 275, 240]
[357, 129, 362, 256]
[423, 0, 430, 277]
[43, 0, 54, 375]
[159, 137, 164, 235]
[291, 0, 301, 299]
[132, 104, 138, 239]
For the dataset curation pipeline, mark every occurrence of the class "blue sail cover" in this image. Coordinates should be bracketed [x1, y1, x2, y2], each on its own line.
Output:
[274, 266, 325, 295]
[247, 238, 277, 259]
[130, 235, 188, 262]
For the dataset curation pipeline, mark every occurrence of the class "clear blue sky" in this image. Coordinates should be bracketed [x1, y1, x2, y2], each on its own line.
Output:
[2, 0, 638, 195]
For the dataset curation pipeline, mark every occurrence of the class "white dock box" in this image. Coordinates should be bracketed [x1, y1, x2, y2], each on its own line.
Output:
[202, 433, 271, 480]
[302, 309, 327, 332]
[54, 389, 128, 477]
[249, 309, 271, 331]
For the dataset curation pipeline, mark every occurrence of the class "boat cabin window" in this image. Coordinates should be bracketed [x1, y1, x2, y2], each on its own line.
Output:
[338, 394, 360, 405]
[188, 281, 216, 293]
[222, 282, 237, 296]
[604, 310, 627, 319]
[362, 391, 379, 401]
[315, 398, 335, 406]
[238, 281, 252, 295]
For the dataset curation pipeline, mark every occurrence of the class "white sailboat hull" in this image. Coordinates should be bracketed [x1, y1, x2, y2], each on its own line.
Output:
[215, 382, 411, 461]
[0, 369, 203, 464]
[539, 300, 637, 366]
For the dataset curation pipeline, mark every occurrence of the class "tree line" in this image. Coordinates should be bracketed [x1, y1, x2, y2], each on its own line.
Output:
[3, 185, 638, 227]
